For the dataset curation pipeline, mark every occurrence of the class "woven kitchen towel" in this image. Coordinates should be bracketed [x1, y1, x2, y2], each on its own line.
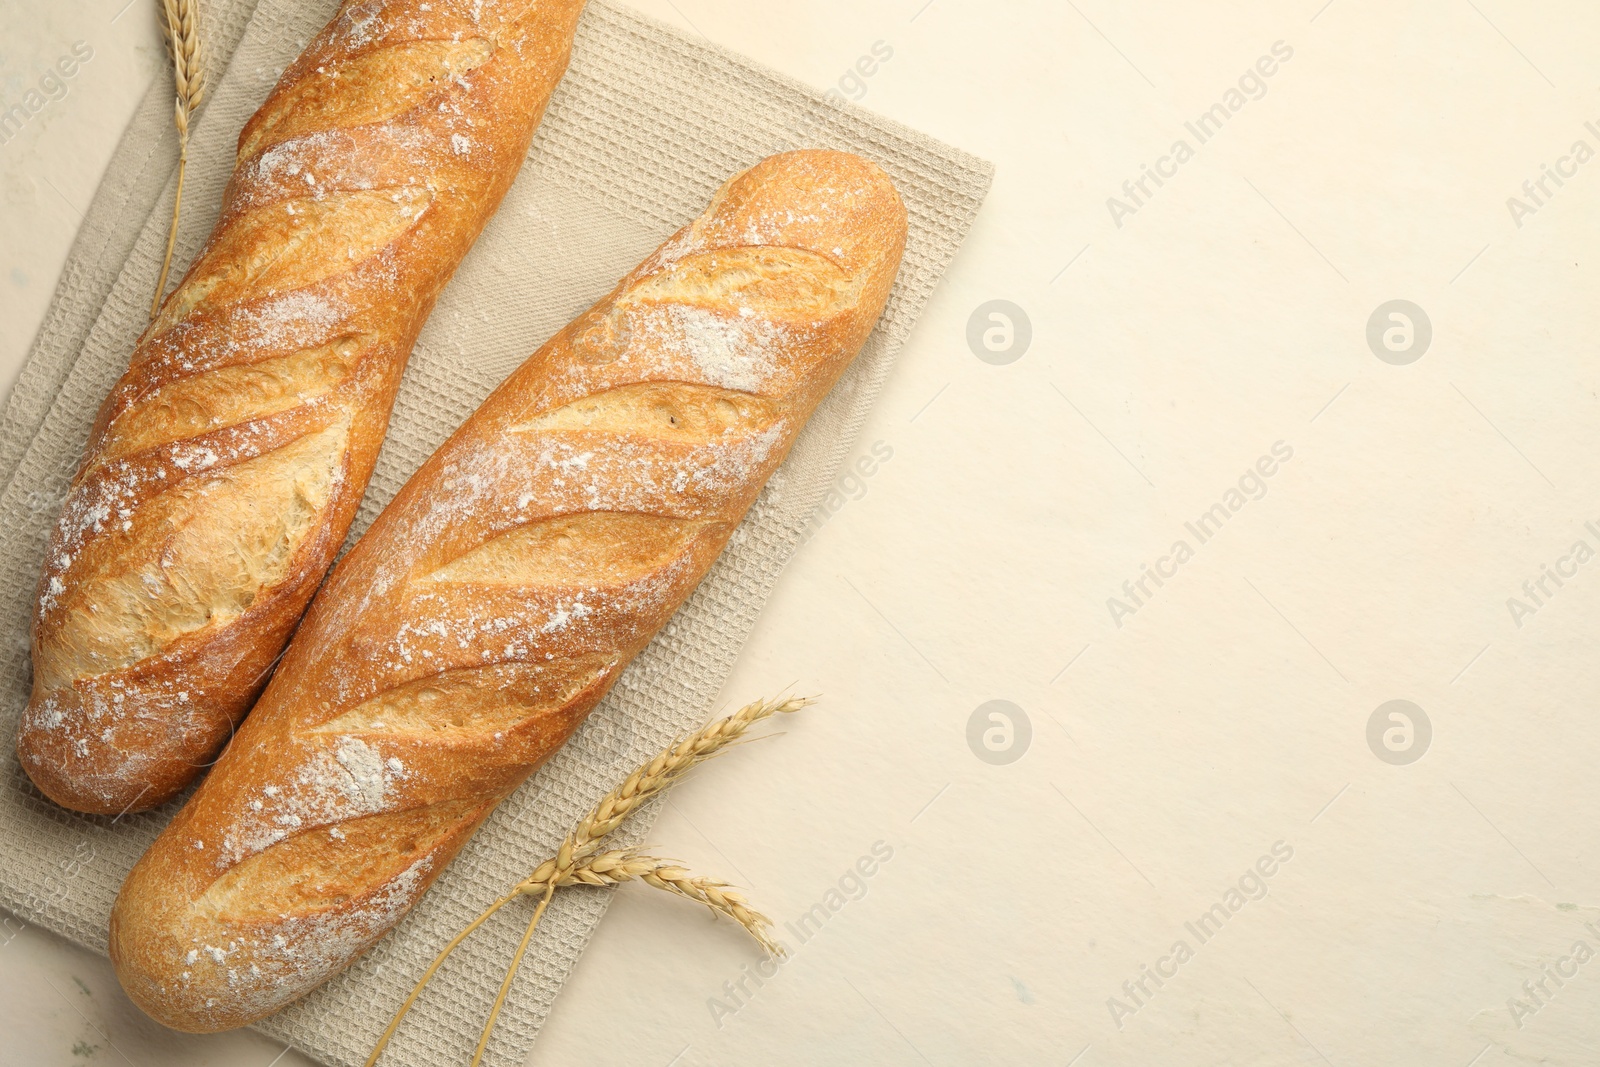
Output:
[0, 1, 991, 1064]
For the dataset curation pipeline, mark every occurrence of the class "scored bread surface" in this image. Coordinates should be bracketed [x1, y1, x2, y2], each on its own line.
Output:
[109, 149, 908, 1032]
[19, 0, 588, 814]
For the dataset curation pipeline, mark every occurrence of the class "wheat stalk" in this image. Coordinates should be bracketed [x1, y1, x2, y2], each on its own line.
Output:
[471, 851, 780, 1065]
[364, 694, 813, 1067]
[150, 0, 205, 322]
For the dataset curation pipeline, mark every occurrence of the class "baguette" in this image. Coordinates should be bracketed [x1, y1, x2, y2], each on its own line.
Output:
[19, 0, 587, 814]
[109, 149, 907, 1031]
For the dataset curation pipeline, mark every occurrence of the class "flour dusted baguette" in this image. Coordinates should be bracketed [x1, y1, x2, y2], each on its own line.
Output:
[108, 150, 907, 1031]
[19, 0, 587, 814]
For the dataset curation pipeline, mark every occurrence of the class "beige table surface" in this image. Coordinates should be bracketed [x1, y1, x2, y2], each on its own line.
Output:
[4, 1, 1600, 1065]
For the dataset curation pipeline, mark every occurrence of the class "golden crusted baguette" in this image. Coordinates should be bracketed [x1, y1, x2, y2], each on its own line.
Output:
[20, 0, 588, 814]
[108, 149, 907, 1031]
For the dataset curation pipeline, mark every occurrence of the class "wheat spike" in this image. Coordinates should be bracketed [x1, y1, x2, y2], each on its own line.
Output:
[526, 847, 782, 954]
[150, 0, 206, 321]
[365, 695, 812, 1067]
[527, 694, 813, 887]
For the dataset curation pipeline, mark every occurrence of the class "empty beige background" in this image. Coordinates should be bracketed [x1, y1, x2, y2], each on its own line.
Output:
[3, 1, 1599, 1064]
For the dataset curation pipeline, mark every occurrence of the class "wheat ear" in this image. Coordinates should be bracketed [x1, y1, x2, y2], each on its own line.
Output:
[150, 0, 205, 321]
[365, 695, 811, 1067]
[531, 847, 781, 953]
[527, 694, 813, 887]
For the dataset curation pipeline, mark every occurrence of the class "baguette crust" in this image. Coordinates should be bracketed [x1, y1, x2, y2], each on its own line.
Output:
[20, 0, 587, 814]
[110, 150, 907, 1031]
